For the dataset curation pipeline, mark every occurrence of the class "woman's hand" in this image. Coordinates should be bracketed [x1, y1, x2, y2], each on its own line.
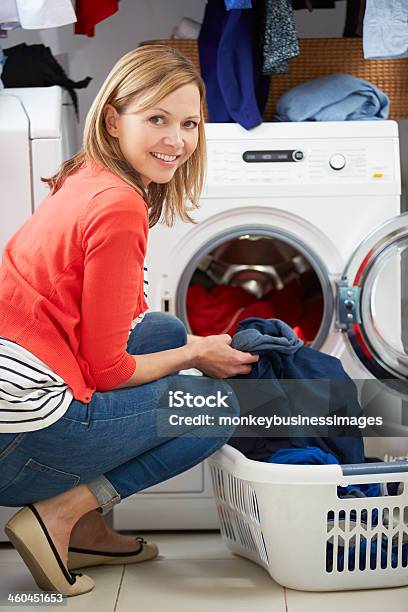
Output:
[186, 333, 204, 344]
[188, 334, 259, 378]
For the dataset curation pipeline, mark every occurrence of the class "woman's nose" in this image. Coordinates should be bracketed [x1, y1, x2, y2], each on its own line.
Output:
[162, 126, 183, 148]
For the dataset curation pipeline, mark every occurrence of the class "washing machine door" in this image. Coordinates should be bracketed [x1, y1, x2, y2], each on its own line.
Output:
[337, 212, 408, 388]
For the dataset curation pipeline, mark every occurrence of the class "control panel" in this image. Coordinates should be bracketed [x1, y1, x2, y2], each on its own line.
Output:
[205, 138, 397, 188]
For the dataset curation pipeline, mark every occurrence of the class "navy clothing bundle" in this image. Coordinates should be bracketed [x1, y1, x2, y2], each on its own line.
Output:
[229, 317, 365, 465]
[275, 73, 389, 122]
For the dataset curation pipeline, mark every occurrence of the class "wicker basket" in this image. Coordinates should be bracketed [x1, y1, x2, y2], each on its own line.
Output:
[140, 38, 408, 120]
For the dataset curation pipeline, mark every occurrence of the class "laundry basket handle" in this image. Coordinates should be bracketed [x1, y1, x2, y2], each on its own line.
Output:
[341, 460, 408, 476]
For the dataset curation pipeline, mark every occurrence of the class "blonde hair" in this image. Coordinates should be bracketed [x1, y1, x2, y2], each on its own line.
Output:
[43, 45, 207, 227]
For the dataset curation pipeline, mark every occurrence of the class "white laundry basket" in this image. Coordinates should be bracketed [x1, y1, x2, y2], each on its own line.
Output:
[208, 444, 408, 591]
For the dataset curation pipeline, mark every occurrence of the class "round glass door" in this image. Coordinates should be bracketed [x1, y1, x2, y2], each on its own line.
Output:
[175, 225, 333, 349]
[340, 213, 408, 384]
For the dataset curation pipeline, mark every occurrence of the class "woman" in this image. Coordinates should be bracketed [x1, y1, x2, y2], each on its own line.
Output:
[0, 45, 258, 596]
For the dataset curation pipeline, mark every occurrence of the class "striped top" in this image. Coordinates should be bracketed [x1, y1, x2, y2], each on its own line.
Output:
[0, 267, 149, 434]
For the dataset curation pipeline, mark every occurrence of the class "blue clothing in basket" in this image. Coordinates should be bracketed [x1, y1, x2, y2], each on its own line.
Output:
[264, 447, 408, 573]
[275, 73, 390, 122]
[263, 446, 408, 572]
[228, 317, 365, 465]
[264, 446, 382, 498]
[327, 536, 408, 572]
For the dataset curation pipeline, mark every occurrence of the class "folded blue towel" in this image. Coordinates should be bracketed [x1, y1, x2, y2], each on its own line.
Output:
[276, 73, 390, 121]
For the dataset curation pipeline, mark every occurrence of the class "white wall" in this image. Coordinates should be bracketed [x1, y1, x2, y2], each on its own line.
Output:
[2, 0, 347, 142]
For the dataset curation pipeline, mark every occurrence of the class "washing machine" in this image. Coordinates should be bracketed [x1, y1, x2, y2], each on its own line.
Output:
[114, 120, 408, 530]
[0, 86, 77, 254]
[0, 86, 77, 541]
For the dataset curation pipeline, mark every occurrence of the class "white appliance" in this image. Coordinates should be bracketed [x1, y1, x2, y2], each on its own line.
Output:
[0, 86, 77, 540]
[0, 85, 77, 253]
[113, 120, 408, 530]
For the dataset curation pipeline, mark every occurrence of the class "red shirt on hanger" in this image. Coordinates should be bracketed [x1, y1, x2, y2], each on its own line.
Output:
[75, 0, 119, 37]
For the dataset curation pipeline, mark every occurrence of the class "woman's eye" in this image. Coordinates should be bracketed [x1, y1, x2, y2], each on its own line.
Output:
[149, 116, 165, 125]
[148, 116, 198, 128]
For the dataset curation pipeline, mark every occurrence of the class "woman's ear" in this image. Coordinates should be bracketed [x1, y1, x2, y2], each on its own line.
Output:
[104, 104, 120, 137]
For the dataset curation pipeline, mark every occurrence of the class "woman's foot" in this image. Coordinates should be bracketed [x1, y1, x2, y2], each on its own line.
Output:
[32, 485, 100, 573]
[32, 501, 75, 572]
[69, 509, 143, 553]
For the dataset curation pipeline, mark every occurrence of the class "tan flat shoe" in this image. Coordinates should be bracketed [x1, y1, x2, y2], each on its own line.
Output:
[4, 505, 94, 597]
[68, 536, 159, 570]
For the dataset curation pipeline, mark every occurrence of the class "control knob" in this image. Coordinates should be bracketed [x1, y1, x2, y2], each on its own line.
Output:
[329, 154, 346, 171]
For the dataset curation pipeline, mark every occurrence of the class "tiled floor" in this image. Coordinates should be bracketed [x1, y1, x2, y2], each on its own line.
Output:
[0, 532, 408, 611]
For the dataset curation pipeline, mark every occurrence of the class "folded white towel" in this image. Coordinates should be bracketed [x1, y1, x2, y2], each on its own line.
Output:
[171, 17, 201, 40]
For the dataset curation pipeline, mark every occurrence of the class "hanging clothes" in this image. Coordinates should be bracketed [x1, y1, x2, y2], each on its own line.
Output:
[74, 0, 119, 37]
[363, 0, 408, 59]
[225, 0, 252, 7]
[343, 0, 366, 37]
[198, 0, 270, 130]
[0, 47, 5, 88]
[2, 43, 92, 119]
[275, 73, 389, 121]
[0, 0, 76, 32]
[262, 0, 300, 74]
[0, 0, 20, 33]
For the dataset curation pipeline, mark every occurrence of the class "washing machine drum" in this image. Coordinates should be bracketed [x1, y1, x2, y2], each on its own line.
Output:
[184, 233, 325, 343]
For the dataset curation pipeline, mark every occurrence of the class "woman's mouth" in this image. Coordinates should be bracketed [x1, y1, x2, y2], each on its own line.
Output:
[150, 152, 180, 167]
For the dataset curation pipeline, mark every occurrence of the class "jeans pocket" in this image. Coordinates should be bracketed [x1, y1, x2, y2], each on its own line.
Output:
[0, 433, 27, 462]
[0, 458, 81, 507]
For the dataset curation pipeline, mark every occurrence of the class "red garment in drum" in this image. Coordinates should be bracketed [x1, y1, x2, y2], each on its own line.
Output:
[75, 0, 119, 36]
[186, 282, 308, 339]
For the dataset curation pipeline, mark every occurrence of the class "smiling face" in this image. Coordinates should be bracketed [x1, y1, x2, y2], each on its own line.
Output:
[104, 83, 201, 187]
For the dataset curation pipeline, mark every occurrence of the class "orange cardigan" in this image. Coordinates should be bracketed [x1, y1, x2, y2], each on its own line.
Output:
[0, 161, 149, 403]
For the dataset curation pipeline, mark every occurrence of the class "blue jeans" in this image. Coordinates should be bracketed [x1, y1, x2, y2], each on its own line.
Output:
[0, 313, 239, 515]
